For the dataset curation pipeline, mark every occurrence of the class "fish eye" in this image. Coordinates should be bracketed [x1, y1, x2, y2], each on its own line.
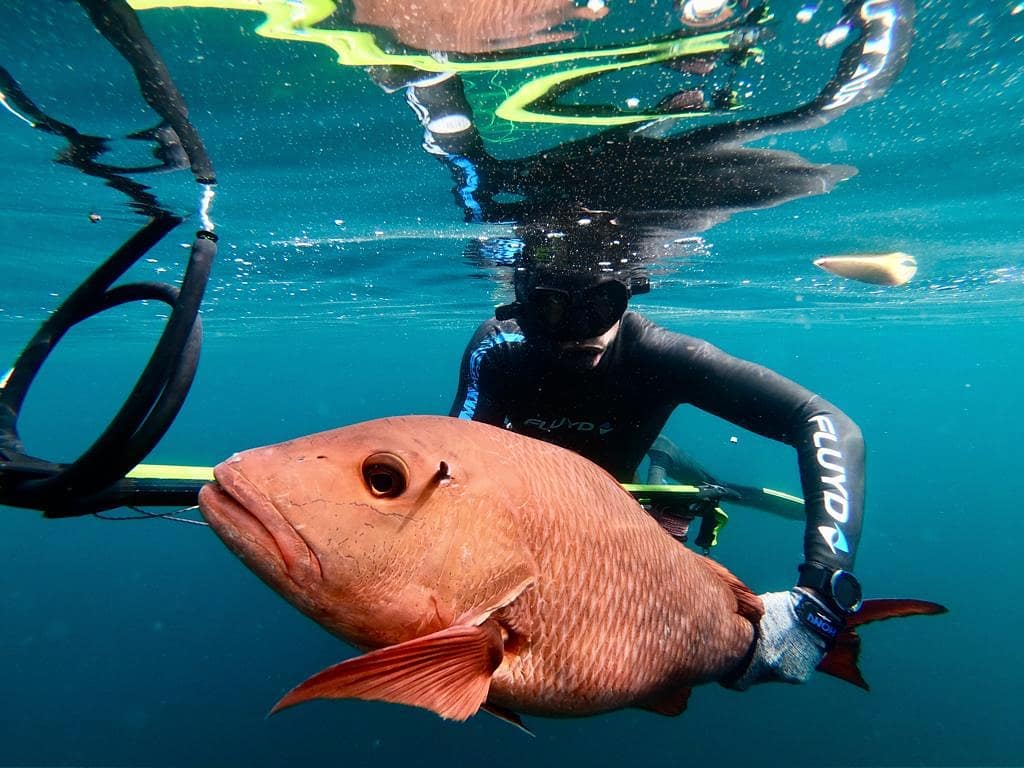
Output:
[361, 453, 409, 498]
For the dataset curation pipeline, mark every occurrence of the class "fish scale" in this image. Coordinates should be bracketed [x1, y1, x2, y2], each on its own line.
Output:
[488, 484, 751, 714]
[459, 416, 749, 710]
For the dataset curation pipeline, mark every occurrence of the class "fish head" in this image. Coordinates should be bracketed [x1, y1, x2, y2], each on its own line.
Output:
[198, 416, 535, 648]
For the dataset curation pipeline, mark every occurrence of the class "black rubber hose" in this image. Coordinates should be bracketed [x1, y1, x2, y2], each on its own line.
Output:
[0, 217, 182, 441]
[40, 236, 214, 503]
[0, 218, 216, 516]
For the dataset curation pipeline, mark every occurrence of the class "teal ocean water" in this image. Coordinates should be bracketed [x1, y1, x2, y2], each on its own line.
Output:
[2, 1, 1022, 766]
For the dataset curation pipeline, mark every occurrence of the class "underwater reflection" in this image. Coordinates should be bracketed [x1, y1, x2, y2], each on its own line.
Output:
[376, 0, 913, 270]
[349, 0, 609, 54]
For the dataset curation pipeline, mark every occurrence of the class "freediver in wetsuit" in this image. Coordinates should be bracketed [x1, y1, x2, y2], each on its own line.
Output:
[449, 216, 867, 690]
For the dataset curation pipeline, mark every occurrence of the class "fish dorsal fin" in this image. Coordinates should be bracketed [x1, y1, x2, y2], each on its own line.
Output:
[638, 686, 692, 717]
[271, 619, 505, 721]
[701, 557, 764, 626]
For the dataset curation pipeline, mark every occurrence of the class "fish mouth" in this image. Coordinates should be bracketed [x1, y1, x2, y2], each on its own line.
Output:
[198, 462, 323, 585]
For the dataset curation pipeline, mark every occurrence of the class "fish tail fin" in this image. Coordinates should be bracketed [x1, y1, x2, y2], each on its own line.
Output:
[817, 598, 948, 690]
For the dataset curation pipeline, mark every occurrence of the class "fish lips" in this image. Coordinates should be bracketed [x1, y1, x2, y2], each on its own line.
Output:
[198, 460, 323, 587]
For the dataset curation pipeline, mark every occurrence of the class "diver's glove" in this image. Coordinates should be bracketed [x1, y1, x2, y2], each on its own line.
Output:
[725, 588, 844, 690]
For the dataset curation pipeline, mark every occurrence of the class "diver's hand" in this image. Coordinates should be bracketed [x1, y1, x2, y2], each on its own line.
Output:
[726, 589, 840, 690]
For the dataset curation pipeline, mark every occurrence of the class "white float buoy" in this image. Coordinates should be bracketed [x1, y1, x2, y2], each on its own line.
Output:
[813, 252, 918, 286]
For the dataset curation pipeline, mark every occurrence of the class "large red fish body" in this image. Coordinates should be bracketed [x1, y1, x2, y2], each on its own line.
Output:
[197, 415, 940, 722]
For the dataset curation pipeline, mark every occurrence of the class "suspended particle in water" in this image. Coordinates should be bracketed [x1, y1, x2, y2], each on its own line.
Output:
[797, 3, 821, 23]
[819, 23, 851, 48]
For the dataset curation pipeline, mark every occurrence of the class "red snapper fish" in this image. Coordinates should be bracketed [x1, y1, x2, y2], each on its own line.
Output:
[197, 415, 944, 724]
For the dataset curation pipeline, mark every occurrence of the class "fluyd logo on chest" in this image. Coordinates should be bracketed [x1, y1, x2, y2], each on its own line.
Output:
[524, 417, 614, 436]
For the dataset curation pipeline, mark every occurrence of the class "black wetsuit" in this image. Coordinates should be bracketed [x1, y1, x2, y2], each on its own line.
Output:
[450, 312, 864, 574]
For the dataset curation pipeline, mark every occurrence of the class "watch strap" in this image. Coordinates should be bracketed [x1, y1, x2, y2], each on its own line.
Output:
[797, 561, 834, 594]
[793, 590, 843, 646]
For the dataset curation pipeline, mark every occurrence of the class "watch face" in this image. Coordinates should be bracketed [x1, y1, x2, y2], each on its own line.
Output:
[831, 570, 863, 613]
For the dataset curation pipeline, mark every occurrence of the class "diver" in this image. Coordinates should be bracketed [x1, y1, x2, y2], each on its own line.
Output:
[449, 216, 866, 690]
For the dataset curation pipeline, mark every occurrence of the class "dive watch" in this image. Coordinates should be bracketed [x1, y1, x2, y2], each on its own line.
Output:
[798, 563, 864, 615]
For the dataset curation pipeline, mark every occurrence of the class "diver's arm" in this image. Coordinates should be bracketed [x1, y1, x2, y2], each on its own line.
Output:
[655, 333, 864, 574]
[703, 351, 865, 574]
[647, 329, 868, 688]
[448, 321, 515, 425]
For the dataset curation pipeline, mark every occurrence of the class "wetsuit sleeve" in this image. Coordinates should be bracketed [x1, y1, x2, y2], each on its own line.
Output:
[448, 321, 517, 425]
[657, 335, 865, 575]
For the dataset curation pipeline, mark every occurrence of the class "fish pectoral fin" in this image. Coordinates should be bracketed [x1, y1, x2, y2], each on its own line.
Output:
[270, 619, 505, 721]
[638, 686, 692, 717]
